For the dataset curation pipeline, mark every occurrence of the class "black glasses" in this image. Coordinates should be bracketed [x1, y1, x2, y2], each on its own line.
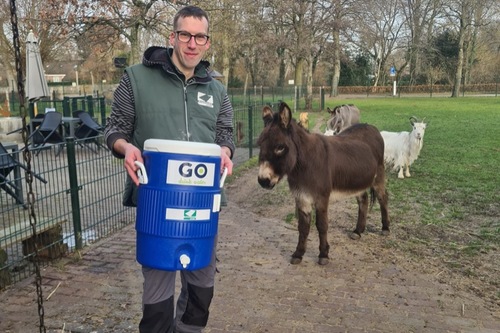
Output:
[175, 31, 210, 46]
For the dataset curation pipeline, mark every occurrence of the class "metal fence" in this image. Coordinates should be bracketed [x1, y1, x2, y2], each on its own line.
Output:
[0, 99, 269, 288]
[0, 139, 135, 288]
[231, 100, 280, 162]
[227, 82, 500, 98]
[9, 96, 109, 124]
[0, 89, 329, 288]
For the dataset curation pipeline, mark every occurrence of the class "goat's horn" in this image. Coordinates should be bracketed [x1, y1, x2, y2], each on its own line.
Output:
[409, 116, 418, 124]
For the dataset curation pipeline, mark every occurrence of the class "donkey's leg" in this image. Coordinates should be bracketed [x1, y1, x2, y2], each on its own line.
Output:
[315, 198, 330, 265]
[378, 189, 390, 236]
[351, 191, 369, 240]
[291, 197, 313, 265]
[373, 182, 390, 236]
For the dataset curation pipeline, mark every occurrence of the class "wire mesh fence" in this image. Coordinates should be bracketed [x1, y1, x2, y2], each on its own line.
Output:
[4, 83, 497, 288]
[0, 138, 134, 288]
[0, 101, 266, 288]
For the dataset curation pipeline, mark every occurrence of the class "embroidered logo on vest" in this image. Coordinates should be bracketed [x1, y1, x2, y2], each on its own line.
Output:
[197, 92, 214, 108]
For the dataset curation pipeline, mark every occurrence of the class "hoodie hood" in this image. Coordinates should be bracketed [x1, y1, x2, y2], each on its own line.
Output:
[142, 46, 212, 81]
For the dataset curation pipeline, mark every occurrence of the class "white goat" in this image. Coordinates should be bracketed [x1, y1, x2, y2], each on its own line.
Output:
[323, 128, 335, 136]
[324, 104, 360, 135]
[380, 117, 427, 179]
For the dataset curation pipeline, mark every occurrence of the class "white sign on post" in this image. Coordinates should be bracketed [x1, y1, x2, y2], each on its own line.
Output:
[390, 66, 397, 96]
[390, 66, 396, 77]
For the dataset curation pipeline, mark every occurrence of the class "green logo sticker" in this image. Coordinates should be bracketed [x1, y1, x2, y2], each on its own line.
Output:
[183, 210, 197, 220]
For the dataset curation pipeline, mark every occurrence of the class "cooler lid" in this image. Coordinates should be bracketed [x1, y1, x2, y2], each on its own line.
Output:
[143, 139, 221, 156]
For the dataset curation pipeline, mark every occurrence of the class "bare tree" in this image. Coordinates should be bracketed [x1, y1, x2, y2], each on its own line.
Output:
[3, 0, 499, 97]
[347, 0, 407, 87]
[400, 0, 443, 86]
[444, 0, 474, 97]
[44, 0, 182, 65]
[1, 0, 71, 90]
[326, 0, 358, 97]
[443, 0, 497, 97]
[264, 0, 334, 110]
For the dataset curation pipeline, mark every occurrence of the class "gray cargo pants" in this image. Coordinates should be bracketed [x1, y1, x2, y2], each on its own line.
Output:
[138, 241, 216, 333]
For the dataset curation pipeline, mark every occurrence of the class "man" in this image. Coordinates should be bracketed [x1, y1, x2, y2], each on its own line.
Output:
[104, 5, 234, 333]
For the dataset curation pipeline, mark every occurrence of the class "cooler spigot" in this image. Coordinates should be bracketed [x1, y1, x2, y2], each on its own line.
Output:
[180, 254, 191, 269]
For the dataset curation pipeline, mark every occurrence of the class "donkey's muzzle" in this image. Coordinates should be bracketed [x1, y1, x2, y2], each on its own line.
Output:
[258, 177, 275, 189]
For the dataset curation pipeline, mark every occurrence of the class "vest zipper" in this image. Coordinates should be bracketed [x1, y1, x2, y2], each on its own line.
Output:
[183, 84, 190, 141]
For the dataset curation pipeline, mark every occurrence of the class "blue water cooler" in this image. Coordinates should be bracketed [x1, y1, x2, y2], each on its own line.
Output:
[135, 139, 227, 271]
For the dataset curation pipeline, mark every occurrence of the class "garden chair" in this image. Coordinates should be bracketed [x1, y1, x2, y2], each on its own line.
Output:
[0, 142, 47, 206]
[73, 110, 106, 153]
[6, 113, 45, 137]
[27, 111, 65, 156]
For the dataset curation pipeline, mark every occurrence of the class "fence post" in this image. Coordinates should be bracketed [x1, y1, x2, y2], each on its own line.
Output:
[63, 97, 70, 116]
[28, 102, 35, 118]
[10, 89, 15, 115]
[86, 95, 94, 117]
[248, 105, 253, 159]
[320, 87, 325, 111]
[66, 138, 83, 250]
[294, 86, 298, 113]
[71, 97, 78, 113]
[99, 97, 106, 126]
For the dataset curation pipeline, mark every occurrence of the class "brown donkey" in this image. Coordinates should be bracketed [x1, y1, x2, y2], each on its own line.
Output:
[257, 102, 389, 265]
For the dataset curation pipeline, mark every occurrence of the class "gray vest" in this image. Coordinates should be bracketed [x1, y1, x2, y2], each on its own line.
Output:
[122, 63, 226, 207]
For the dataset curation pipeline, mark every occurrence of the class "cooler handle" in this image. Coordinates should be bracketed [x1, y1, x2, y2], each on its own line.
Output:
[134, 161, 148, 184]
[220, 167, 228, 188]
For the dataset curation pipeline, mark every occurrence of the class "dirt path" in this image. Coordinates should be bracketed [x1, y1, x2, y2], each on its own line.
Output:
[0, 115, 498, 332]
[216, 113, 499, 331]
[216, 169, 499, 332]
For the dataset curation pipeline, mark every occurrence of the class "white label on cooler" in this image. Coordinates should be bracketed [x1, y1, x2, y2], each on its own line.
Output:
[166, 160, 216, 187]
[165, 208, 210, 221]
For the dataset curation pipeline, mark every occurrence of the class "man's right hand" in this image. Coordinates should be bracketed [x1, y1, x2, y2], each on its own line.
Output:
[114, 139, 143, 186]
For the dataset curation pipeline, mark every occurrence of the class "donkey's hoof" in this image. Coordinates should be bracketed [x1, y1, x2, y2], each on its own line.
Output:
[381, 229, 390, 236]
[290, 257, 302, 265]
[349, 232, 361, 240]
[318, 257, 329, 265]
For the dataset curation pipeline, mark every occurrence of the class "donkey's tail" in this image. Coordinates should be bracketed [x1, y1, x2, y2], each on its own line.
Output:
[369, 188, 377, 210]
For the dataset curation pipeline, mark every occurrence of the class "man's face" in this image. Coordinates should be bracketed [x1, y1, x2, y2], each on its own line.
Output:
[169, 16, 210, 78]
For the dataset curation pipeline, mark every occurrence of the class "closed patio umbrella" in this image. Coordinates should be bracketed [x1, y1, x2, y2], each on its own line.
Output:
[25, 30, 49, 102]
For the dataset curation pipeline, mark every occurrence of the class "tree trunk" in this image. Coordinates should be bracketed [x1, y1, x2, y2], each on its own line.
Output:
[277, 47, 286, 87]
[451, 28, 466, 97]
[295, 57, 304, 87]
[243, 73, 248, 102]
[305, 56, 313, 111]
[129, 24, 141, 66]
[330, 29, 340, 97]
[222, 52, 230, 88]
[408, 42, 418, 86]
[373, 58, 383, 87]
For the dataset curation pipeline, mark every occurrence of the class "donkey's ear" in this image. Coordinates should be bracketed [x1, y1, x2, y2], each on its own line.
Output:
[327, 107, 333, 114]
[262, 106, 273, 125]
[278, 103, 292, 128]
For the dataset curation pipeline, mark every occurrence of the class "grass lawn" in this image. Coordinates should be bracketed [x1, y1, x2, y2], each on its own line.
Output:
[301, 97, 499, 292]
[236, 96, 499, 304]
[317, 97, 499, 225]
